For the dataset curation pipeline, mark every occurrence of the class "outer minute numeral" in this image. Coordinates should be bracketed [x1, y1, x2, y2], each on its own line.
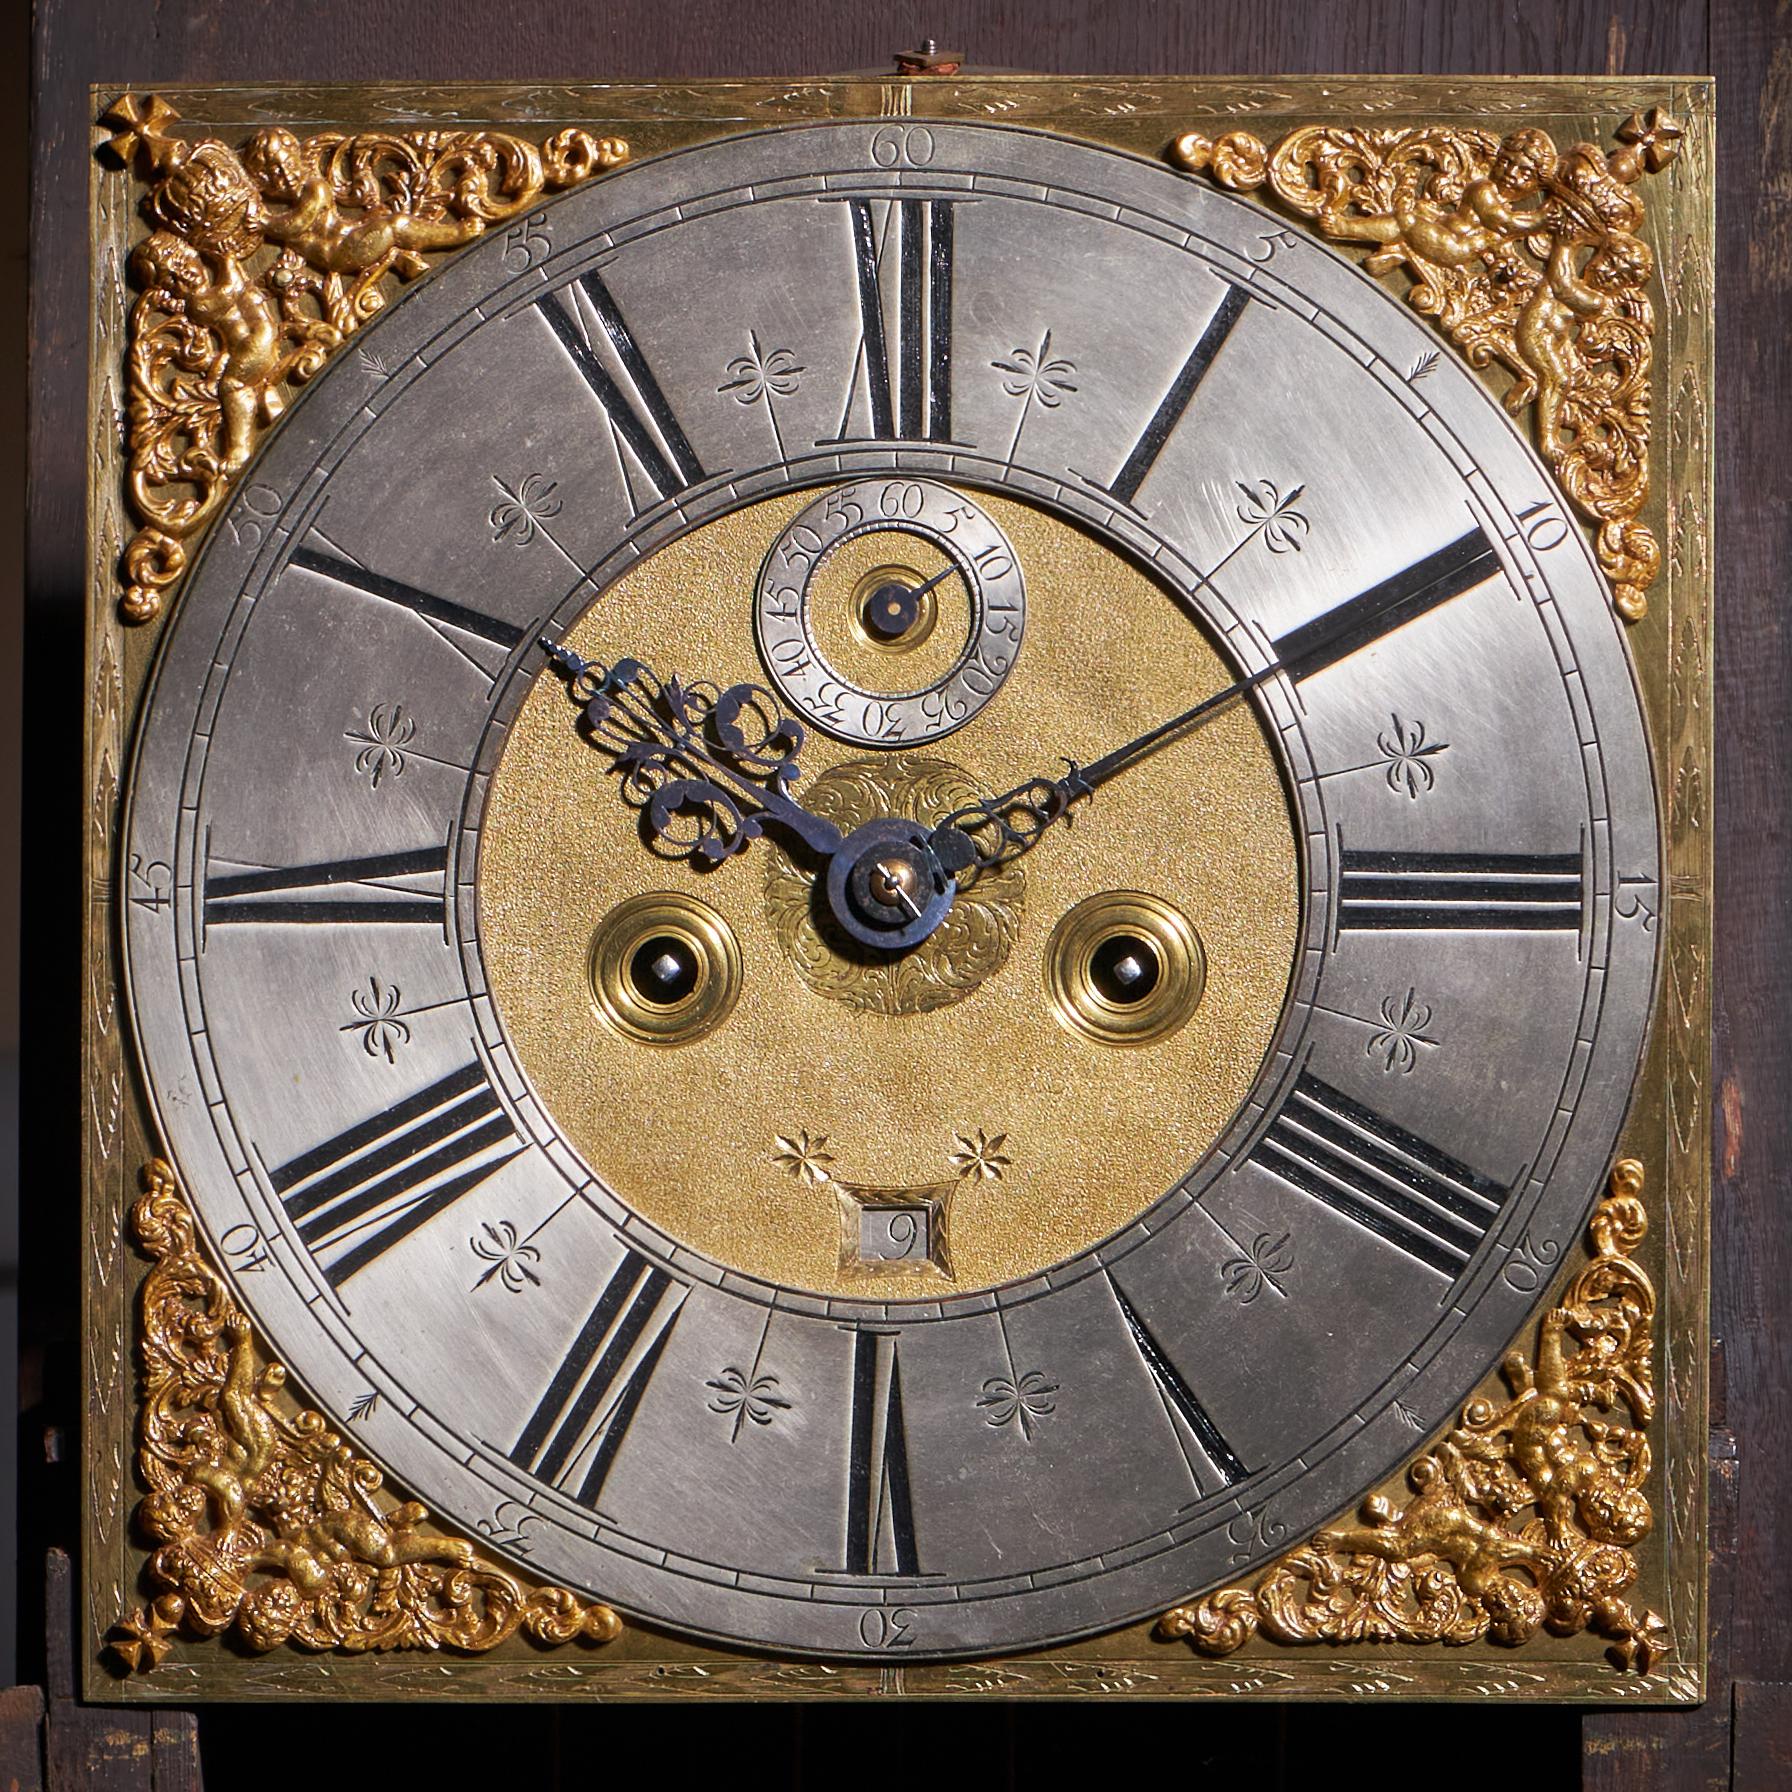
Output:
[270, 1060, 523, 1287]
[1338, 850, 1585, 932]
[204, 845, 447, 928]
[1251, 1072, 1511, 1278]
[509, 1248, 684, 1508]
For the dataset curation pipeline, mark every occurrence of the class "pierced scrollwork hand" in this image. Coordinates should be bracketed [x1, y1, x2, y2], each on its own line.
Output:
[539, 641, 844, 866]
[930, 766, 1090, 876]
[929, 663, 1279, 875]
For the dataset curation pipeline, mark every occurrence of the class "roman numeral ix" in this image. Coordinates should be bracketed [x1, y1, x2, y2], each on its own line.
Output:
[204, 844, 447, 929]
[833, 197, 957, 443]
[536, 269, 705, 504]
[844, 1330, 919, 1576]
[1251, 1071, 1511, 1278]
[270, 1060, 523, 1286]
[1338, 849, 1585, 932]
[510, 1249, 684, 1508]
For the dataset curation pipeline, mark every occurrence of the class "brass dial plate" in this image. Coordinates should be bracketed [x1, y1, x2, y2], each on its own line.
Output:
[479, 487, 1300, 1296]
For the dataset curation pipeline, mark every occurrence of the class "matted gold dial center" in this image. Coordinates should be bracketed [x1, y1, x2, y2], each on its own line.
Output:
[479, 484, 1300, 1297]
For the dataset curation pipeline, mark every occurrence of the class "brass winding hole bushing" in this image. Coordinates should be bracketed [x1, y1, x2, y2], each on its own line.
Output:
[1044, 891, 1206, 1048]
[589, 892, 743, 1046]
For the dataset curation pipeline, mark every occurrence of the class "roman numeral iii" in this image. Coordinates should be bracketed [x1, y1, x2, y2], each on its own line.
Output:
[510, 1249, 684, 1508]
[1251, 1071, 1511, 1278]
[270, 1060, 522, 1286]
[1338, 850, 1584, 932]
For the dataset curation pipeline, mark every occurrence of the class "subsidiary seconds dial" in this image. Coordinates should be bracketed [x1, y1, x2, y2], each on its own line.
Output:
[753, 475, 1026, 745]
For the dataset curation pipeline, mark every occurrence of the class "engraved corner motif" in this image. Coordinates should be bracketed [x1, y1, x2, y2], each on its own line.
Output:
[1159, 1157, 1664, 1673]
[1169, 109, 1683, 622]
[106, 1157, 622, 1673]
[97, 94, 629, 625]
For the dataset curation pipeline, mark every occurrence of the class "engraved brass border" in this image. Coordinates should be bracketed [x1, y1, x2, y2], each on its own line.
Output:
[106, 1160, 622, 1673]
[83, 77, 1713, 1703]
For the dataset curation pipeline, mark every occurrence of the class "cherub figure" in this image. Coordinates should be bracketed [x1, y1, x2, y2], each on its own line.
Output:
[1317, 127, 1556, 279]
[1317, 1448, 1550, 1647]
[1512, 211, 1654, 464]
[244, 126, 488, 280]
[131, 231, 300, 479]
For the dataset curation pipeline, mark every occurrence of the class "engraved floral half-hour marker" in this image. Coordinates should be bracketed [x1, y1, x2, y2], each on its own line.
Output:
[705, 1365, 794, 1441]
[489, 472, 563, 545]
[992, 330, 1077, 465]
[720, 331, 804, 461]
[1220, 1226, 1295, 1303]
[346, 701, 415, 788]
[1234, 478, 1310, 554]
[342, 976, 411, 1061]
[1366, 988, 1440, 1074]
[976, 1369, 1060, 1439]
[1377, 714, 1449, 799]
[469, 1219, 543, 1294]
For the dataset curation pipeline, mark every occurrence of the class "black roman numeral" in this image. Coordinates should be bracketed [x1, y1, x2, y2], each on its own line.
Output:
[510, 1249, 684, 1507]
[844, 1331, 919, 1576]
[270, 1060, 523, 1286]
[1110, 1282, 1248, 1491]
[288, 547, 527, 653]
[1338, 850, 1585, 931]
[536, 270, 704, 504]
[1103, 281, 1251, 507]
[832, 198, 956, 443]
[1272, 527, 1503, 681]
[204, 845, 447, 928]
[1251, 1072, 1511, 1278]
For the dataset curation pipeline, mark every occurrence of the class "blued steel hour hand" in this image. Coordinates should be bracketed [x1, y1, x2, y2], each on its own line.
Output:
[539, 640, 845, 864]
[541, 640, 961, 952]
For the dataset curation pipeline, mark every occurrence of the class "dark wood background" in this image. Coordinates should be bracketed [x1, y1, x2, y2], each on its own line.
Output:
[24, 2, 1787, 1787]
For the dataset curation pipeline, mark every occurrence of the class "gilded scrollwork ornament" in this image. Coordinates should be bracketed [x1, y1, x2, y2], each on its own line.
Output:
[1160, 1158, 1666, 1672]
[107, 1158, 623, 1671]
[100, 94, 627, 623]
[1170, 110, 1682, 620]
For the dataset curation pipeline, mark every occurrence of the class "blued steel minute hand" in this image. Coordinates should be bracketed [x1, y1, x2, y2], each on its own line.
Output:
[928, 661, 1281, 875]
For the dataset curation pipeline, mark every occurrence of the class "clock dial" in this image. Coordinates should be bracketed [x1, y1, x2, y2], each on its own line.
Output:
[121, 120, 1660, 1659]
